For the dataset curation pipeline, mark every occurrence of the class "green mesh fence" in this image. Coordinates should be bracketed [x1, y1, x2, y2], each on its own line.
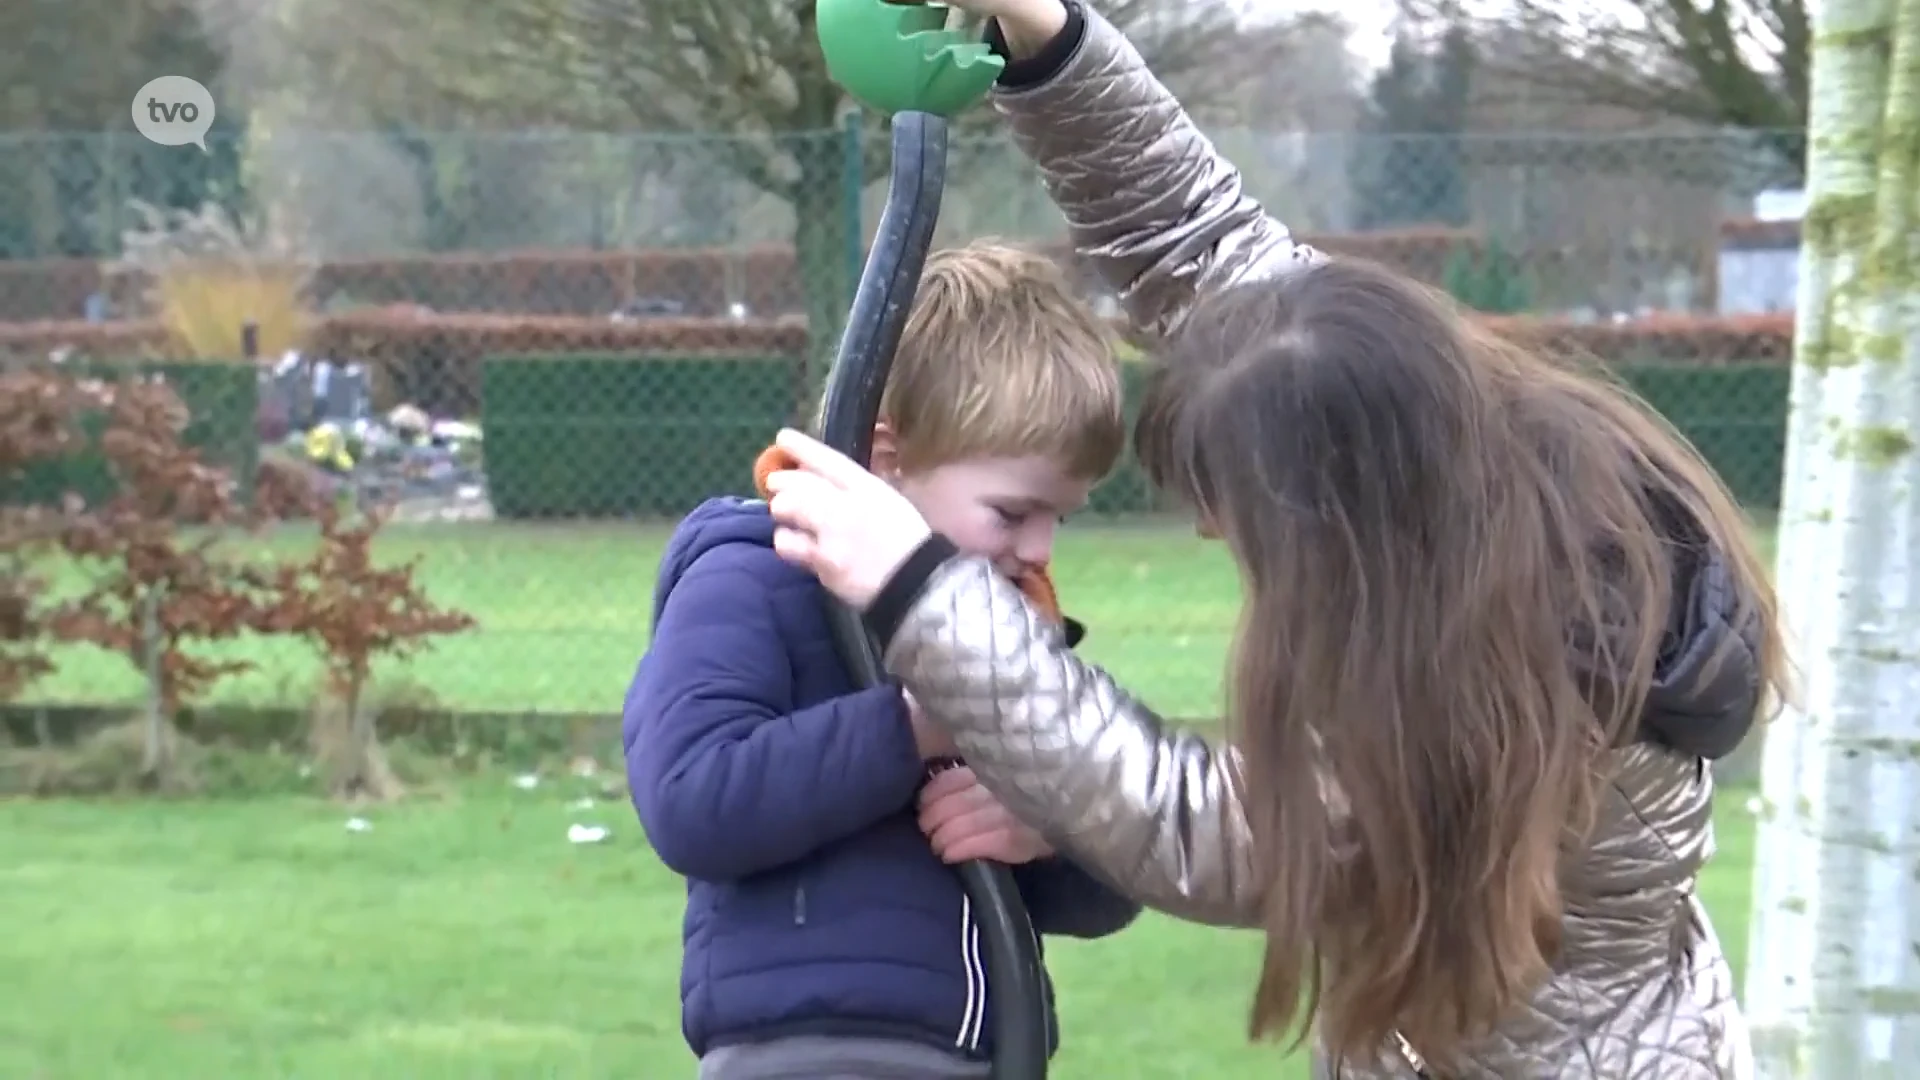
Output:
[0, 125, 1799, 731]
[482, 355, 800, 518]
[3, 360, 258, 508]
[0, 10, 1814, 1063]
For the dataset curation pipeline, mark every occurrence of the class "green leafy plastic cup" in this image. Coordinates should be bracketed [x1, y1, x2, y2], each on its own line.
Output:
[815, 0, 1005, 116]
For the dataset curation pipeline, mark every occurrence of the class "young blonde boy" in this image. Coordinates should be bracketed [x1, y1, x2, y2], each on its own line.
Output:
[624, 242, 1139, 1079]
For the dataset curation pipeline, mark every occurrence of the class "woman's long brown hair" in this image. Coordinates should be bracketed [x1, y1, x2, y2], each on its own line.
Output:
[1134, 259, 1784, 1069]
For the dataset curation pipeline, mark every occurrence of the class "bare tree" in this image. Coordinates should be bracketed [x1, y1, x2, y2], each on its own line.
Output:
[0, 0, 234, 259]
[1402, 0, 1807, 175]
[1210, 12, 1365, 132]
[1745, 0, 1920, 1068]
[2, 0, 227, 131]
[1197, 13, 1366, 229]
[203, 0, 1254, 373]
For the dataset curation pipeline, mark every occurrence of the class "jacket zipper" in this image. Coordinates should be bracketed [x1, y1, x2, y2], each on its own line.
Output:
[792, 884, 807, 925]
[1033, 923, 1053, 1052]
[955, 896, 985, 1051]
[1392, 1032, 1431, 1077]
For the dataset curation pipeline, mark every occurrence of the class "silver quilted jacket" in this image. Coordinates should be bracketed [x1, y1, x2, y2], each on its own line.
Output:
[882, 8, 1756, 1077]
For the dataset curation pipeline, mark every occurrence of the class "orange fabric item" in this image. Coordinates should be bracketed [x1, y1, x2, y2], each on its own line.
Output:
[1016, 564, 1061, 622]
[751, 444, 795, 503]
[751, 443, 1062, 622]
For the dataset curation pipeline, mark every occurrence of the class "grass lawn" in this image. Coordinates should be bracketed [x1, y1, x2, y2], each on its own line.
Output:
[0, 781, 1758, 1079]
[23, 517, 1773, 722]
[6, 518, 1776, 1075]
[25, 520, 1244, 719]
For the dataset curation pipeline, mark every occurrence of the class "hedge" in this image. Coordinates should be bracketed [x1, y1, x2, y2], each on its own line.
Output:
[1619, 363, 1789, 508]
[314, 309, 809, 418]
[1, 312, 1797, 518]
[0, 234, 1466, 322]
[480, 351, 1794, 520]
[1065, 361, 1786, 516]
[0, 219, 1793, 322]
[1, 310, 1794, 420]
[2, 360, 259, 510]
[482, 354, 802, 518]
[0, 310, 813, 419]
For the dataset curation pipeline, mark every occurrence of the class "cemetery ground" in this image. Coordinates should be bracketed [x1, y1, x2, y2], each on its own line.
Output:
[0, 787, 1758, 1079]
[23, 518, 1251, 719]
[3, 519, 1773, 1078]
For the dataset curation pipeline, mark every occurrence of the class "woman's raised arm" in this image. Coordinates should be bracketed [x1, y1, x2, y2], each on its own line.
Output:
[988, 1, 1320, 338]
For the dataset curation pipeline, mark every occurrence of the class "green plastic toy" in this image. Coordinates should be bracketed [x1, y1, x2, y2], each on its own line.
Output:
[815, 0, 1004, 116]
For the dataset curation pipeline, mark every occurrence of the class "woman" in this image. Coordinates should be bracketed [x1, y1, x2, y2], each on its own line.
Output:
[765, 0, 1786, 1075]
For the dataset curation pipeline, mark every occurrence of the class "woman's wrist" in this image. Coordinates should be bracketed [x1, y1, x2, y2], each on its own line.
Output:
[988, 0, 1084, 90]
[994, 0, 1070, 59]
[862, 533, 960, 650]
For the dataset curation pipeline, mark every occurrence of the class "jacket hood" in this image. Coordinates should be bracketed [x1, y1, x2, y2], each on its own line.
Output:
[1645, 543, 1764, 733]
[651, 497, 776, 626]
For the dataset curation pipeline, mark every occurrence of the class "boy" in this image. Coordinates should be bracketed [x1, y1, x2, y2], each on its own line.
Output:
[624, 241, 1141, 1080]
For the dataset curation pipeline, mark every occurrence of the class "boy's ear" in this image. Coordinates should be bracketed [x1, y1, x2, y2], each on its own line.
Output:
[869, 421, 901, 482]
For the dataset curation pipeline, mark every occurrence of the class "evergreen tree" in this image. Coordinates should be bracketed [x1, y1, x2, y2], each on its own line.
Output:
[1348, 27, 1473, 230]
[0, 2, 244, 260]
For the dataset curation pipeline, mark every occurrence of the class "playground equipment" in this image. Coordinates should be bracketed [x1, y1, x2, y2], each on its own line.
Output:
[812, 5, 1048, 1079]
[816, 0, 1004, 115]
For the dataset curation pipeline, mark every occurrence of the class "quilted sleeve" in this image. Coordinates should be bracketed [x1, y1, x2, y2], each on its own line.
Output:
[990, 3, 1321, 339]
[880, 555, 1263, 928]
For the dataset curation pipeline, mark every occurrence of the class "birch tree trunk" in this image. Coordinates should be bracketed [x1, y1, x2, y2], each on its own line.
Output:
[1746, 0, 1920, 1071]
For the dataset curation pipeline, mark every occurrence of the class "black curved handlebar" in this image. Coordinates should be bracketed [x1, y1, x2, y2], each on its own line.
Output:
[814, 111, 1050, 1080]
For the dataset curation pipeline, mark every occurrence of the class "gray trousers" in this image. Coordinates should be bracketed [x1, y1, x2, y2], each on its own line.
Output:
[699, 1035, 993, 1080]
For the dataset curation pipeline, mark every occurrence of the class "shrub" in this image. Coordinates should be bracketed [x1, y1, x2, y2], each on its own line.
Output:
[41, 373, 267, 788]
[1443, 238, 1533, 314]
[0, 366, 99, 703]
[112, 199, 314, 361]
[250, 468, 476, 802]
[0, 719, 207, 797]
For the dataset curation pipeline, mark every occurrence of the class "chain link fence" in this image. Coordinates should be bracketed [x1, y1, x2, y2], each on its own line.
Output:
[1, 126, 1800, 734]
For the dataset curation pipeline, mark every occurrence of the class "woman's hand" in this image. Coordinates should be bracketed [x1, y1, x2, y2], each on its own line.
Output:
[764, 428, 934, 610]
[928, 0, 1069, 59]
[919, 765, 1055, 864]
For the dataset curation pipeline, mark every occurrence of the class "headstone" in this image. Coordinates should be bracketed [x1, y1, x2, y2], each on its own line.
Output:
[258, 351, 311, 439]
[314, 361, 371, 425]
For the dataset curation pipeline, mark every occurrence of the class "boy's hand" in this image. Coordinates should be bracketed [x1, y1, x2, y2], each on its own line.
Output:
[904, 690, 958, 759]
[918, 765, 1054, 864]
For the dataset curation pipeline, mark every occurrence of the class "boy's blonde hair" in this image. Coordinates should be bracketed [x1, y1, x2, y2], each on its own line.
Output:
[838, 241, 1124, 480]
